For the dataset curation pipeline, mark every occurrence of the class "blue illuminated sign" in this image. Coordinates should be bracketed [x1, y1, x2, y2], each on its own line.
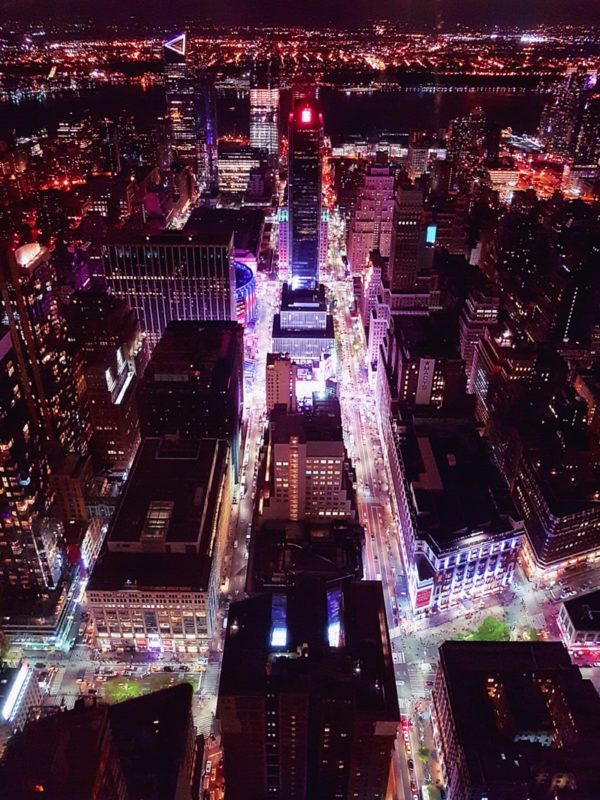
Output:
[426, 225, 437, 245]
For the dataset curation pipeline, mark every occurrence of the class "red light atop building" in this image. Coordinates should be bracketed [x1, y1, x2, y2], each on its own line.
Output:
[301, 107, 312, 124]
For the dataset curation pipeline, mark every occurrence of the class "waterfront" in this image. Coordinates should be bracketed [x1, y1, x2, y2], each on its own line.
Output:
[0, 84, 548, 141]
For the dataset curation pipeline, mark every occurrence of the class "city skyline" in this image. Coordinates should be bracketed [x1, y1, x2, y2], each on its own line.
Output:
[0, 7, 599, 800]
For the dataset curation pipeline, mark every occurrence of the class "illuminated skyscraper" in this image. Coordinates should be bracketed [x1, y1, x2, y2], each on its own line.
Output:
[0, 330, 60, 594]
[198, 71, 219, 195]
[388, 187, 431, 291]
[347, 159, 395, 274]
[101, 228, 237, 349]
[0, 242, 90, 456]
[288, 97, 324, 291]
[66, 291, 147, 472]
[538, 68, 598, 159]
[249, 59, 280, 159]
[163, 33, 197, 171]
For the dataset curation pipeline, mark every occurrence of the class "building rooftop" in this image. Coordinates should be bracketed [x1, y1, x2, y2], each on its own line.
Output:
[269, 400, 344, 445]
[563, 590, 600, 633]
[402, 415, 522, 553]
[185, 207, 264, 256]
[141, 320, 242, 390]
[272, 314, 335, 340]
[0, 685, 194, 800]
[247, 519, 364, 594]
[106, 226, 234, 248]
[436, 641, 600, 799]
[87, 438, 228, 594]
[394, 313, 462, 361]
[219, 581, 398, 722]
[109, 683, 194, 800]
[523, 447, 600, 516]
[105, 437, 228, 548]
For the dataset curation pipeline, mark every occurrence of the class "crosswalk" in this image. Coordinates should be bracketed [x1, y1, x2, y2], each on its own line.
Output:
[407, 661, 433, 696]
[202, 662, 221, 696]
[397, 695, 411, 712]
[530, 612, 545, 630]
[392, 650, 406, 665]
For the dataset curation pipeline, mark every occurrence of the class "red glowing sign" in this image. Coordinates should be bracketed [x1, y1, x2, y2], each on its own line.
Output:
[415, 587, 432, 609]
[301, 107, 312, 124]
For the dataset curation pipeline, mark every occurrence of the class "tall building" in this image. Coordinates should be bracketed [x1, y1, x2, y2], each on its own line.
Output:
[377, 316, 467, 412]
[288, 97, 324, 291]
[347, 159, 395, 274]
[136, 321, 243, 475]
[471, 322, 536, 430]
[459, 284, 501, 393]
[86, 437, 231, 656]
[266, 352, 297, 412]
[66, 290, 146, 472]
[0, 330, 60, 594]
[0, 242, 90, 455]
[388, 187, 431, 292]
[249, 59, 280, 159]
[163, 33, 197, 171]
[538, 68, 598, 159]
[0, 684, 200, 800]
[101, 228, 237, 348]
[217, 581, 399, 800]
[272, 283, 335, 361]
[217, 143, 263, 195]
[514, 444, 600, 577]
[406, 134, 430, 181]
[260, 400, 357, 522]
[432, 642, 600, 800]
[198, 71, 219, 195]
[447, 107, 486, 188]
[573, 90, 600, 171]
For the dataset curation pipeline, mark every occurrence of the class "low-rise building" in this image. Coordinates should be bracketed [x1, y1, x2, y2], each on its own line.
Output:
[86, 437, 231, 657]
[390, 412, 523, 613]
[246, 518, 364, 595]
[558, 590, 600, 652]
[0, 662, 42, 755]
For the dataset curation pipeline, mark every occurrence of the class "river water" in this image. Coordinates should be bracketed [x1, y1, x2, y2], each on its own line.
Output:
[0, 84, 547, 142]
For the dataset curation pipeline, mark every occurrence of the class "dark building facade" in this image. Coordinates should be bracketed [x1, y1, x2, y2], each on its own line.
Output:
[432, 641, 600, 800]
[136, 321, 243, 475]
[0, 684, 199, 800]
[288, 97, 324, 291]
[217, 581, 398, 800]
[0, 330, 59, 594]
[66, 290, 147, 472]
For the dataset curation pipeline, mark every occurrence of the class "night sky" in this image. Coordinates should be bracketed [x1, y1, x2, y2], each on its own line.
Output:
[2, 0, 599, 26]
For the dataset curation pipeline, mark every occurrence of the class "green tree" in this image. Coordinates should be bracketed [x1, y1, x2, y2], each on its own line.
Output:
[418, 745, 429, 765]
[103, 678, 143, 704]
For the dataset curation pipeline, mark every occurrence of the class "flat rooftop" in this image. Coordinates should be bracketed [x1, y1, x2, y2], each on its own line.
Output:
[247, 520, 364, 594]
[106, 437, 228, 547]
[185, 207, 264, 255]
[219, 581, 398, 721]
[403, 416, 522, 552]
[142, 320, 242, 389]
[106, 226, 234, 248]
[563, 590, 600, 633]
[269, 401, 344, 445]
[524, 447, 600, 516]
[272, 314, 335, 340]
